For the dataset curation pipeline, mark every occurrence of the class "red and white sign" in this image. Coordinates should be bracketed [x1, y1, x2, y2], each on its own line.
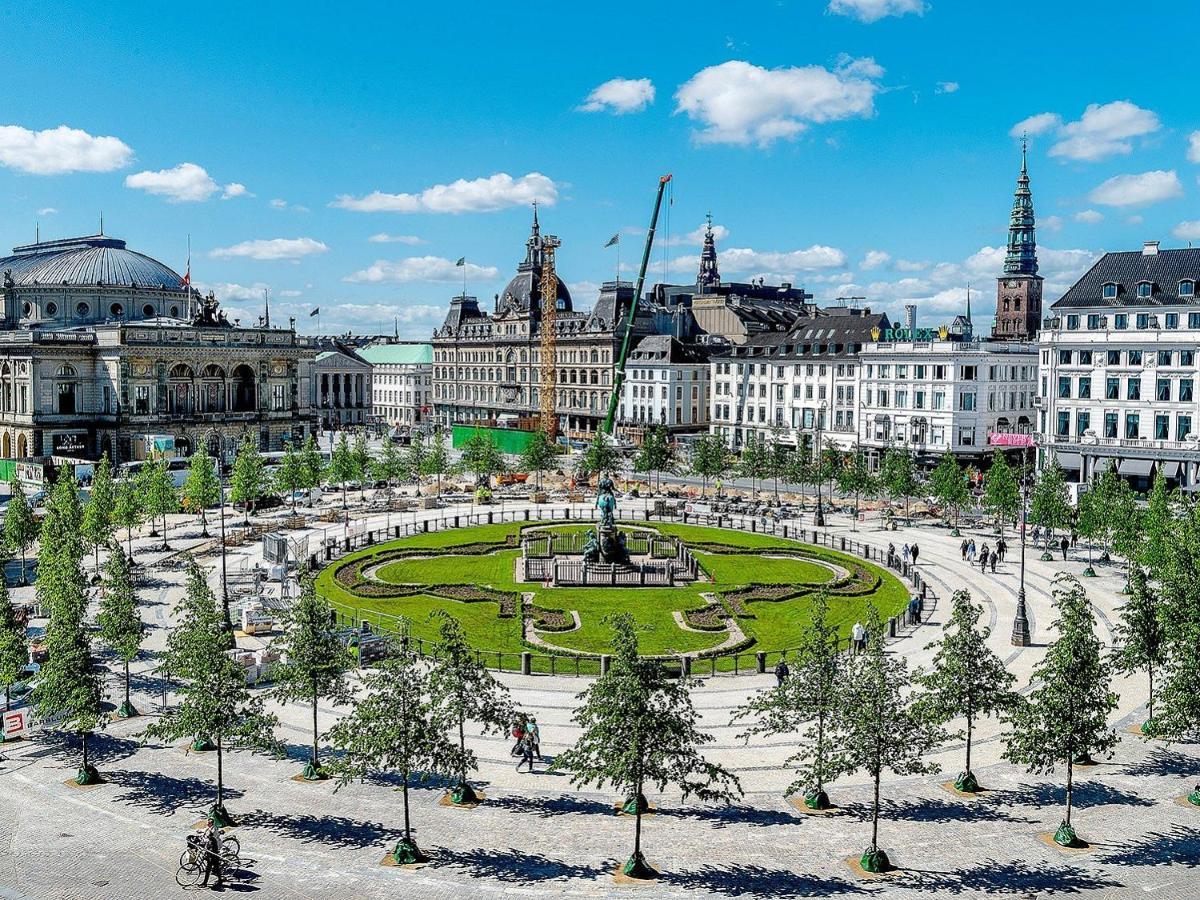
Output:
[988, 432, 1035, 448]
[2, 709, 28, 739]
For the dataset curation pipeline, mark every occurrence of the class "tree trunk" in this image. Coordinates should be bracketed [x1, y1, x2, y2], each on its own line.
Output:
[126, 528, 133, 565]
[1148, 665, 1154, 722]
[82, 730, 89, 773]
[402, 771, 411, 842]
[458, 712, 467, 786]
[4, 685, 9, 712]
[871, 766, 881, 852]
[200, 506, 209, 537]
[124, 660, 131, 708]
[311, 688, 320, 769]
[1065, 756, 1074, 826]
[216, 733, 225, 809]
[633, 771, 644, 858]
[815, 710, 825, 793]
[94, 544, 100, 579]
[965, 707, 973, 775]
[20, 545, 26, 585]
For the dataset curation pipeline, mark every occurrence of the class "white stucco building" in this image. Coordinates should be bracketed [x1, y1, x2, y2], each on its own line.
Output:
[358, 342, 433, 432]
[617, 335, 711, 438]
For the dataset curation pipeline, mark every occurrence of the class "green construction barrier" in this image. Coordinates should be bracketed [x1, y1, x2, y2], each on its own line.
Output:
[451, 425, 538, 455]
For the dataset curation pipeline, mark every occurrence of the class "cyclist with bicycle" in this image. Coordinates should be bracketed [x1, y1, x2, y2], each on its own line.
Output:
[199, 821, 224, 889]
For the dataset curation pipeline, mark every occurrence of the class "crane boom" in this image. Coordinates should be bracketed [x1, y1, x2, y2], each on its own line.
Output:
[539, 234, 562, 442]
[602, 173, 672, 435]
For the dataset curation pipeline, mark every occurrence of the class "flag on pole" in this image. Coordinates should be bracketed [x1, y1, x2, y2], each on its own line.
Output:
[455, 257, 466, 267]
[181, 235, 191, 287]
[309, 307, 320, 317]
[604, 233, 619, 248]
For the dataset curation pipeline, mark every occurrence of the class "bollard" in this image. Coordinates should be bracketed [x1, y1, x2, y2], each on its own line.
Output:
[921, 582, 928, 600]
[343, 537, 351, 552]
[888, 616, 897, 637]
[422, 520, 428, 533]
[366, 531, 374, 546]
[756, 651, 767, 674]
[488, 512, 494, 524]
[521, 652, 531, 676]
[840, 536, 846, 551]
[681, 656, 692, 677]
[600, 654, 611, 676]
[751, 519, 756, 532]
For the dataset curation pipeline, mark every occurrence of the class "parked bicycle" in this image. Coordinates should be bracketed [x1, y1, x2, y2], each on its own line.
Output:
[175, 831, 242, 888]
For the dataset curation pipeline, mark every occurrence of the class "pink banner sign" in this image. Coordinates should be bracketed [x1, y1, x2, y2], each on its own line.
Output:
[988, 432, 1035, 448]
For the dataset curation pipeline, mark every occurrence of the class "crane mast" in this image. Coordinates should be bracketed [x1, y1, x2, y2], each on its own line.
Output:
[539, 234, 562, 442]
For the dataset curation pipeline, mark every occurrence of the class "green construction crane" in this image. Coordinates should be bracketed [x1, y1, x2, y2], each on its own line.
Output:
[602, 173, 673, 435]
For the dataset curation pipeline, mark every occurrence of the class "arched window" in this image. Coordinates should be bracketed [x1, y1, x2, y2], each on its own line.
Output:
[56, 364, 77, 378]
[231, 364, 256, 412]
[170, 364, 194, 379]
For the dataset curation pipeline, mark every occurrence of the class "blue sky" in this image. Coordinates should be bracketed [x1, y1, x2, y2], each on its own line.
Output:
[1, 0, 1198, 337]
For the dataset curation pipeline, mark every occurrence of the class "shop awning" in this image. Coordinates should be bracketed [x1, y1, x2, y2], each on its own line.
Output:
[1054, 451, 1082, 470]
[1160, 460, 1181, 479]
[1119, 458, 1154, 477]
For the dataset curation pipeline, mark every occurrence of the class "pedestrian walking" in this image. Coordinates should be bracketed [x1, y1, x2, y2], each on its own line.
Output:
[774, 657, 789, 686]
[516, 734, 536, 773]
[996, 537, 1007, 562]
[910, 543, 920, 566]
[979, 546, 989, 573]
[1061, 535, 1070, 561]
[908, 594, 921, 624]
[1031, 524, 1040, 546]
[199, 821, 224, 890]
[1071, 529, 1078, 548]
[989, 551, 997, 574]
[527, 717, 541, 758]
[852, 620, 865, 653]
[510, 716, 526, 757]
[960, 538, 969, 561]
[902, 543, 910, 565]
[967, 540, 977, 562]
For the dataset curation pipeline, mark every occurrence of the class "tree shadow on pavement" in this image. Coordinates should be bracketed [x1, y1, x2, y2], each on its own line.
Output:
[839, 797, 1034, 824]
[489, 793, 615, 818]
[1123, 748, 1200, 779]
[656, 804, 802, 829]
[662, 865, 867, 897]
[241, 811, 401, 850]
[1098, 825, 1200, 868]
[990, 781, 1154, 809]
[903, 859, 1122, 894]
[37, 731, 141, 767]
[106, 769, 243, 817]
[438, 847, 607, 883]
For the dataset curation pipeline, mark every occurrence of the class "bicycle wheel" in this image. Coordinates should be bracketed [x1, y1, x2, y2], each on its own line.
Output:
[221, 835, 240, 858]
[175, 862, 202, 888]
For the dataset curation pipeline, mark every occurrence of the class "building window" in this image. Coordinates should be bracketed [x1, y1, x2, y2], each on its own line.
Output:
[1136, 313, 1150, 329]
[57, 382, 76, 414]
[272, 384, 287, 411]
[1066, 315, 1080, 330]
[1107, 350, 1120, 366]
[1180, 280, 1196, 297]
[1129, 350, 1143, 365]
[1179, 415, 1193, 441]
[1157, 378, 1171, 401]
[1166, 313, 1180, 329]
[1078, 376, 1091, 399]
[1058, 376, 1071, 399]
[1087, 314, 1101, 330]
[45, 302, 58, 317]
[1158, 350, 1173, 366]
[135, 385, 150, 414]
[1079, 350, 1093, 365]
[1077, 411, 1090, 437]
[1103, 282, 1118, 299]
[1125, 413, 1140, 439]
[1105, 377, 1119, 400]
[1115, 314, 1128, 329]
[1127, 378, 1141, 401]
[1058, 350, 1072, 365]
[1104, 412, 1118, 438]
[1190, 313, 1200, 330]
[1183, 350, 1195, 366]
[1155, 414, 1169, 440]
[1137, 281, 1153, 298]
[1056, 411, 1069, 437]
[959, 392, 976, 411]
[1181, 378, 1194, 402]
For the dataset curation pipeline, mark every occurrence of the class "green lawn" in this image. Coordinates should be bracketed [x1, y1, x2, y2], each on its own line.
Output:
[314, 520, 907, 658]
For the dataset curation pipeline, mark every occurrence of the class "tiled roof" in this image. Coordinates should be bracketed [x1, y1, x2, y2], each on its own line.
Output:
[0, 235, 184, 290]
[357, 343, 433, 366]
[1052, 247, 1200, 309]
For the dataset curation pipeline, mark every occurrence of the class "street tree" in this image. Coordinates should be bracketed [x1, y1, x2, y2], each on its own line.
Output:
[1137, 470, 1174, 574]
[765, 431, 795, 499]
[3, 476, 38, 585]
[96, 548, 143, 718]
[929, 453, 970, 535]
[351, 430, 373, 499]
[299, 435, 326, 500]
[983, 450, 1020, 537]
[229, 434, 269, 525]
[735, 432, 769, 495]
[0, 579, 27, 713]
[1111, 566, 1165, 736]
[113, 478, 144, 565]
[143, 560, 281, 825]
[325, 648, 456, 865]
[1003, 574, 1119, 847]
[460, 430, 507, 489]
[270, 568, 354, 780]
[689, 433, 729, 497]
[182, 448, 221, 535]
[836, 447, 875, 530]
[576, 430, 622, 482]
[273, 443, 307, 513]
[32, 469, 104, 785]
[518, 428, 556, 491]
[372, 439, 404, 488]
[81, 454, 114, 580]
[1030, 457, 1072, 561]
[880, 445, 919, 524]
[632, 426, 674, 494]
[837, 604, 943, 873]
[556, 614, 741, 880]
[428, 612, 515, 805]
[1075, 485, 1104, 576]
[421, 428, 452, 497]
[916, 590, 1017, 793]
[138, 454, 179, 551]
[327, 433, 356, 509]
[404, 432, 428, 486]
[731, 591, 845, 810]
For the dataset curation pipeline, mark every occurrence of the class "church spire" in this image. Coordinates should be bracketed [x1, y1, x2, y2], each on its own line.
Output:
[696, 212, 721, 292]
[1004, 136, 1038, 276]
[520, 202, 543, 272]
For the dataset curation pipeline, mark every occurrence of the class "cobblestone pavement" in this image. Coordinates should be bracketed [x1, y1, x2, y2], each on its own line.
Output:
[1, 498, 1197, 899]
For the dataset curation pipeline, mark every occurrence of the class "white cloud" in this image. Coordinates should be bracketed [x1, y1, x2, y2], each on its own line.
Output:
[1174, 220, 1200, 241]
[1126, 215, 1144, 226]
[194, 280, 272, 303]
[1074, 209, 1104, 224]
[935, 81, 959, 95]
[210, 237, 329, 261]
[894, 259, 926, 272]
[1188, 131, 1200, 164]
[1042, 215, 1063, 232]
[37, 207, 57, 215]
[221, 182, 250, 199]
[0, 124, 133, 175]
[663, 222, 730, 246]
[279, 289, 302, 297]
[343, 256, 500, 284]
[1009, 112, 1061, 138]
[125, 163, 245, 203]
[827, 0, 925, 23]
[567, 281, 602, 306]
[368, 233, 425, 245]
[270, 198, 288, 209]
[578, 78, 655, 114]
[860, 249, 891, 270]
[332, 172, 558, 214]
[672, 244, 847, 277]
[1088, 170, 1183, 207]
[1047, 101, 1160, 162]
[673, 58, 883, 147]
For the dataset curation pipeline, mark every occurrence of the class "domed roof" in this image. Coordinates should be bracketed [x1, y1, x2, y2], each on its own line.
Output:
[497, 269, 572, 316]
[0, 235, 185, 290]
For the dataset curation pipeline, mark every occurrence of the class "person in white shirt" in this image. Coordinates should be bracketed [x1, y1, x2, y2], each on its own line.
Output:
[852, 621, 865, 653]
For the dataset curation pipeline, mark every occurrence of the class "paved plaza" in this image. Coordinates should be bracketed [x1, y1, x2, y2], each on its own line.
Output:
[1, 496, 1197, 900]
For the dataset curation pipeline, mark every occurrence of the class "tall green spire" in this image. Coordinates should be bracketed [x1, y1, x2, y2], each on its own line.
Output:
[1004, 137, 1039, 276]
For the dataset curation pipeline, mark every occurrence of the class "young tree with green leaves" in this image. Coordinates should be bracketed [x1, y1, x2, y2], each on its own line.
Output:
[428, 611, 515, 805]
[31, 468, 104, 784]
[327, 433, 356, 509]
[983, 450, 1020, 537]
[916, 591, 1017, 793]
[97, 548, 143, 718]
[837, 604, 944, 873]
[460, 430, 507, 489]
[325, 648, 456, 865]
[422, 428, 452, 497]
[690, 433, 730, 498]
[273, 443, 307, 513]
[182, 448, 221, 535]
[299, 435, 326, 501]
[270, 569, 354, 780]
[4, 476, 38, 585]
[138, 454, 179, 551]
[836, 447, 875, 531]
[929, 453, 970, 536]
[81, 454, 114, 580]
[555, 614, 741, 880]
[113, 478, 144, 565]
[732, 591, 844, 810]
[1075, 485, 1104, 576]
[229, 434, 268, 525]
[1003, 574, 1119, 847]
[766, 431, 797, 500]
[576, 430, 621, 481]
[518, 428, 556, 491]
[0, 579, 27, 713]
[351, 430, 373, 499]
[880, 445, 919, 524]
[735, 432, 769, 495]
[1112, 566, 1165, 736]
[1138, 470, 1175, 575]
[1030, 457, 1072, 561]
[632, 426, 674, 494]
[372, 439, 404, 489]
[143, 560, 280, 825]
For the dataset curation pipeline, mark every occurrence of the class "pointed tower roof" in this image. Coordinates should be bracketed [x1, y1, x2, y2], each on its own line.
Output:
[696, 212, 721, 292]
[1004, 137, 1039, 276]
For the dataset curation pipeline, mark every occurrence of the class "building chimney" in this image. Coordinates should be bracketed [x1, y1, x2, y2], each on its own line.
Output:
[1143, 240, 1160, 256]
[904, 304, 917, 332]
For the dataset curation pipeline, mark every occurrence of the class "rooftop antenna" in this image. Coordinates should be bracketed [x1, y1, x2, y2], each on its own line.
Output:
[35, 222, 39, 244]
[99, 211, 104, 235]
[836, 295, 866, 309]
[263, 288, 270, 328]
[394, 316, 398, 340]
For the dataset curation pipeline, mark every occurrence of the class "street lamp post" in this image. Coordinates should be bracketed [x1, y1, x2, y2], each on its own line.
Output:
[1011, 447, 1032, 646]
[218, 474, 233, 636]
[814, 402, 827, 527]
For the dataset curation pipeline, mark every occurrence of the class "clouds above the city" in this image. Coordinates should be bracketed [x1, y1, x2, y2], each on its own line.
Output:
[1012, 101, 1161, 162]
[674, 57, 884, 147]
[1188, 130, 1200, 164]
[210, 237, 329, 261]
[343, 256, 499, 284]
[1088, 169, 1183, 207]
[579, 78, 655, 114]
[0, 124, 133, 175]
[826, 0, 926, 23]
[331, 172, 558, 214]
[672, 244, 848, 278]
[124, 162, 249, 203]
[1173, 220, 1200, 241]
[368, 233, 425, 245]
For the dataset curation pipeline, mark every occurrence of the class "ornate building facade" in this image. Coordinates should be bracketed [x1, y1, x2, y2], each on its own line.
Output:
[0, 234, 317, 465]
[993, 142, 1043, 340]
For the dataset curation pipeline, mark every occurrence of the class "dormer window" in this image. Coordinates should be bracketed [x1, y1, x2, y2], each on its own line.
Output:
[1180, 280, 1196, 297]
[1137, 281, 1153, 298]
[1102, 282, 1119, 299]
